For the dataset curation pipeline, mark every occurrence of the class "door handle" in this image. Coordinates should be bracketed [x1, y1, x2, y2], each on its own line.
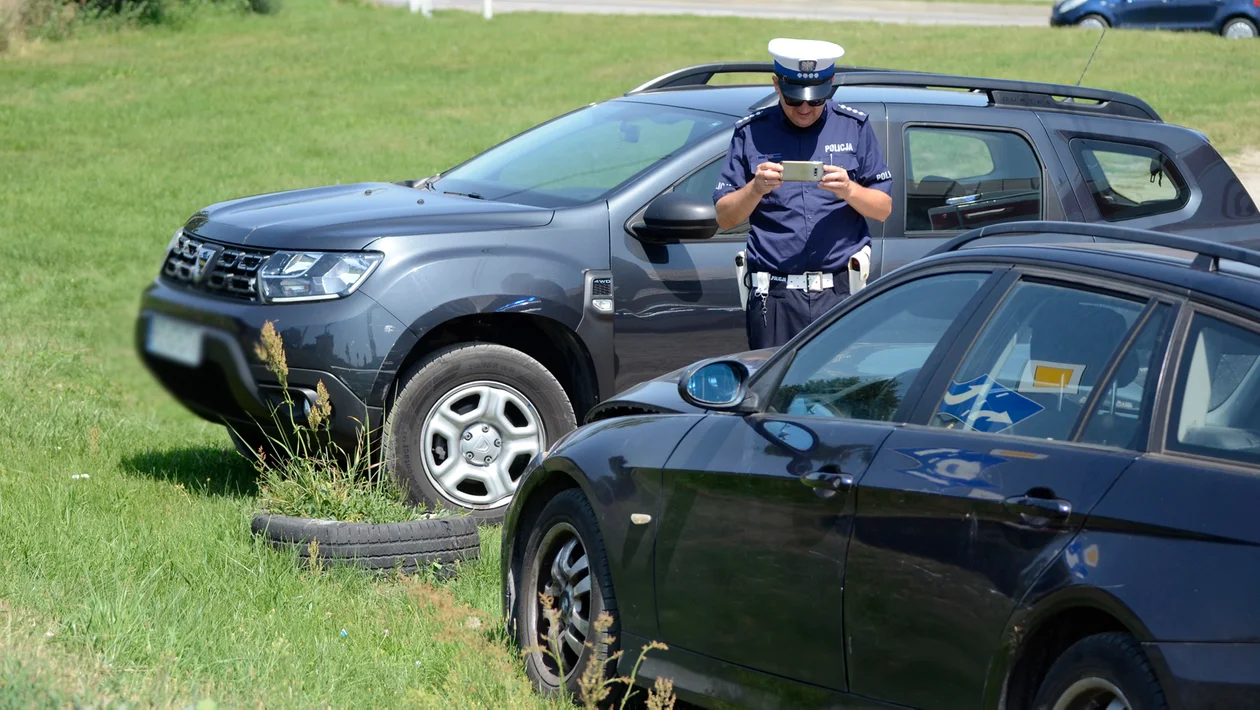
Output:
[800, 471, 855, 498]
[1003, 494, 1072, 522]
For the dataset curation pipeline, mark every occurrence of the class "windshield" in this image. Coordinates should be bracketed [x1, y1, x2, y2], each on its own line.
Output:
[431, 101, 733, 208]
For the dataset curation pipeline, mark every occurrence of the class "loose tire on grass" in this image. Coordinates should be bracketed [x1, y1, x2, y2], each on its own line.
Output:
[383, 343, 576, 526]
[250, 512, 481, 573]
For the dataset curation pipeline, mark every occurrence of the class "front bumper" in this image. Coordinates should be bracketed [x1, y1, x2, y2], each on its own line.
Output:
[135, 278, 413, 452]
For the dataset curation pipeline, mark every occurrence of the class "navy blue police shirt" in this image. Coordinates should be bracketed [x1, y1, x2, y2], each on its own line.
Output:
[713, 100, 893, 276]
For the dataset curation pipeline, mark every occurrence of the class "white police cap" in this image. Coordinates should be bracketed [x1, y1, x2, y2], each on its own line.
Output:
[768, 37, 844, 102]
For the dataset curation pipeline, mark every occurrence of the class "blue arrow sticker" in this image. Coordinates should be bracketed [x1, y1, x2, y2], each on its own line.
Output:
[937, 375, 1043, 433]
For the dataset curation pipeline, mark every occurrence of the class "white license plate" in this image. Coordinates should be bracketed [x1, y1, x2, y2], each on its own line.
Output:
[146, 314, 204, 367]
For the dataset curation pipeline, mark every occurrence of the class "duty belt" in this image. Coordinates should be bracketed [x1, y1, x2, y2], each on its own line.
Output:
[749, 271, 836, 293]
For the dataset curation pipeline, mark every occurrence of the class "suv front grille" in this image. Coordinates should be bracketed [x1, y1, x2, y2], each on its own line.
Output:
[162, 232, 271, 302]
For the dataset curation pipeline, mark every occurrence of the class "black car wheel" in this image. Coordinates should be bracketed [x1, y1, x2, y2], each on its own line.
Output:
[516, 489, 620, 697]
[1222, 17, 1257, 38]
[384, 343, 575, 525]
[1077, 14, 1109, 29]
[1031, 632, 1167, 710]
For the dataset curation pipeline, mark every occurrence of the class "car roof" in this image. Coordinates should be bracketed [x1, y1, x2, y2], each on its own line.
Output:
[921, 238, 1260, 314]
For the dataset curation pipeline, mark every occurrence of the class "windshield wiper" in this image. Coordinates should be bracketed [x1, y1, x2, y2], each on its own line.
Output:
[444, 190, 484, 200]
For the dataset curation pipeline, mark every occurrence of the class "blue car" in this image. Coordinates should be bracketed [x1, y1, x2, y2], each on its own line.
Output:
[1051, 0, 1259, 37]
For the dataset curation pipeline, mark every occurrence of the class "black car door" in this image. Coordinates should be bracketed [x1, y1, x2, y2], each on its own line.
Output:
[652, 266, 1002, 692]
[876, 106, 1086, 280]
[843, 268, 1178, 709]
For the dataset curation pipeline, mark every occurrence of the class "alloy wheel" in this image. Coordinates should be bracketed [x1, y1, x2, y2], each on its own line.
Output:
[1224, 20, 1256, 38]
[1052, 677, 1133, 710]
[528, 522, 593, 685]
[1079, 17, 1106, 29]
[420, 380, 544, 509]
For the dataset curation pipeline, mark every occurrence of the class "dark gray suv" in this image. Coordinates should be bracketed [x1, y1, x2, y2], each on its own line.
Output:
[135, 63, 1260, 522]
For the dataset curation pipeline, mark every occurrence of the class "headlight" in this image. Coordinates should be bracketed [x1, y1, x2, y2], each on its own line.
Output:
[258, 251, 383, 303]
[1056, 0, 1089, 12]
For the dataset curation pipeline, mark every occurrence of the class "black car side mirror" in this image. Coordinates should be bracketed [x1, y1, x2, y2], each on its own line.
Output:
[631, 193, 720, 243]
[677, 358, 756, 412]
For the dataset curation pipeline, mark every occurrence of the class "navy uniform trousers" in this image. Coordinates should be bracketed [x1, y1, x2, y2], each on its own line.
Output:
[746, 277, 850, 349]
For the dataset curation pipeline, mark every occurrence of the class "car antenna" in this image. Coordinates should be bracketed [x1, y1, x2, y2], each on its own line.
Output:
[1076, 27, 1107, 87]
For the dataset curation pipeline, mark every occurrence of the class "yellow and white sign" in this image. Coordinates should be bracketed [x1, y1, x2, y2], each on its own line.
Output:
[1017, 360, 1085, 395]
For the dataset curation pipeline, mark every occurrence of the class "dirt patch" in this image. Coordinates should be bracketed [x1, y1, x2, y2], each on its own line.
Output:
[1227, 149, 1260, 199]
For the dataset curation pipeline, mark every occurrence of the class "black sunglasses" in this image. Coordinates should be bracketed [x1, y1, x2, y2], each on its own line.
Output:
[784, 96, 828, 107]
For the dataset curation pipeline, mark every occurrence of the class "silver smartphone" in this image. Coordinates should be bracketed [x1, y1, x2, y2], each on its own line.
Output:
[781, 160, 824, 182]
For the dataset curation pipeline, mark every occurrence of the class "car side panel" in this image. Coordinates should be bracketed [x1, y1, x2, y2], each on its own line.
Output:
[979, 455, 1260, 709]
[360, 202, 610, 404]
[606, 127, 762, 393]
[1057, 455, 1260, 643]
[504, 414, 708, 642]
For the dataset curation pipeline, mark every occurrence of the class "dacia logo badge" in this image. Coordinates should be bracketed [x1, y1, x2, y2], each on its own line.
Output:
[193, 245, 220, 283]
[799, 60, 816, 72]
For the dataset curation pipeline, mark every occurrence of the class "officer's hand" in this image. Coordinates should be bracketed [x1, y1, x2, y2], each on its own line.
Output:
[752, 162, 783, 195]
[820, 164, 853, 199]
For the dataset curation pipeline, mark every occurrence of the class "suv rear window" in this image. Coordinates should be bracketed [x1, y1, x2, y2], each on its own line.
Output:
[1070, 139, 1189, 222]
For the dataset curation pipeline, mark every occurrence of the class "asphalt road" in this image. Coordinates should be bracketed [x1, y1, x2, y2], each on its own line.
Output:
[386, 0, 1053, 28]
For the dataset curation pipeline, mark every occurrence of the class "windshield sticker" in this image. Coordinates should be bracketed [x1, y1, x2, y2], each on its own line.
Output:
[937, 374, 1044, 433]
[1017, 360, 1086, 395]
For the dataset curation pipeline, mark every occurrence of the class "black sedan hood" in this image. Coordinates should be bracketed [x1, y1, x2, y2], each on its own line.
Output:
[584, 347, 779, 423]
[183, 182, 555, 250]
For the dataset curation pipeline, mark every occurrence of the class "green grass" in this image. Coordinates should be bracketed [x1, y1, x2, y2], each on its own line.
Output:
[1, 1, 1258, 705]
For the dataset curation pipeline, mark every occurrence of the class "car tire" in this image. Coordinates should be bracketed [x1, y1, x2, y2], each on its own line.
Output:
[1221, 17, 1257, 39]
[1031, 632, 1167, 710]
[1077, 13, 1109, 29]
[383, 343, 576, 525]
[515, 489, 621, 699]
[251, 512, 481, 573]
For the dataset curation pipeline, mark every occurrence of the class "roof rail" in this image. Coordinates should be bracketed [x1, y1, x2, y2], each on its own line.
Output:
[929, 220, 1260, 272]
[626, 62, 772, 94]
[628, 64, 1162, 122]
[626, 62, 889, 95]
[831, 71, 1161, 122]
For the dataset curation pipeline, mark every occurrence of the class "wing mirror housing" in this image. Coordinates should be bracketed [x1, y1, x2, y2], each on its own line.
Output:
[678, 358, 758, 412]
[630, 192, 720, 243]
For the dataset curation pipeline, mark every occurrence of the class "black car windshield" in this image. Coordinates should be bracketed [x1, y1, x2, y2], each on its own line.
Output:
[431, 101, 734, 208]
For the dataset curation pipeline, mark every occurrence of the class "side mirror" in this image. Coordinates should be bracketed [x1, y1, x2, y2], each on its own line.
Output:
[678, 359, 753, 411]
[630, 192, 719, 243]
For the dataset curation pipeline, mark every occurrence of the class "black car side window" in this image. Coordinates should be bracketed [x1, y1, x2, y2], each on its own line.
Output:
[767, 272, 989, 421]
[1069, 138, 1189, 221]
[904, 127, 1043, 234]
[1167, 313, 1260, 467]
[929, 280, 1146, 442]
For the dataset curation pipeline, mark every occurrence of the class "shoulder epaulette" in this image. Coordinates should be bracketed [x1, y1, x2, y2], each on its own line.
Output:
[833, 103, 869, 123]
[734, 108, 770, 129]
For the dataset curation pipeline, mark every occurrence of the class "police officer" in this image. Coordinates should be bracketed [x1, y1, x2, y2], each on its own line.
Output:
[714, 38, 893, 350]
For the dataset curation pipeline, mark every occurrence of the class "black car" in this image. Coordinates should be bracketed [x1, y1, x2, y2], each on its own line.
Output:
[501, 220, 1260, 709]
[135, 63, 1259, 522]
